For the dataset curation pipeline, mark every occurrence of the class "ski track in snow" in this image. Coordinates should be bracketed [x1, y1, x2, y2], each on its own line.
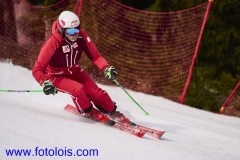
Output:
[0, 62, 240, 160]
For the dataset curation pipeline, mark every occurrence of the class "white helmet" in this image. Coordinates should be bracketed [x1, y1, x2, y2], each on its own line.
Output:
[58, 11, 80, 28]
[57, 11, 80, 37]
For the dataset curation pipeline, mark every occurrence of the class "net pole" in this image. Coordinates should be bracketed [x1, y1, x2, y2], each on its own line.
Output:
[180, 0, 213, 104]
[77, 0, 84, 17]
[219, 82, 240, 114]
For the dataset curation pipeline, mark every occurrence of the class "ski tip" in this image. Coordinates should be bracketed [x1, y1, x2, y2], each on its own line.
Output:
[64, 104, 79, 115]
[145, 112, 149, 116]
[159, 131, 166, 139]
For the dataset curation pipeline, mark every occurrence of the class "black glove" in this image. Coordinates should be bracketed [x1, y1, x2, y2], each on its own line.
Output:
[42, 80, 58, 95]
[104, 66, 117, 80]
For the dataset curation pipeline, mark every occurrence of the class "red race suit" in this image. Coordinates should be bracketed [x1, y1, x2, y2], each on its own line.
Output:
[32, 20, 115, 113]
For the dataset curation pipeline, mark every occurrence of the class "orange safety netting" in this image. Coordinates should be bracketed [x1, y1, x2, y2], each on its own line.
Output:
[0, 0, 80, 68]
[79, 0, 212, 102]
[0, 0, 212, 103]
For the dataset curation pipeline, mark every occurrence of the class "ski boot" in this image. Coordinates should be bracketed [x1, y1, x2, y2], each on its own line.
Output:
[85, 107, 115, 126]
[109, 110, 136, 126]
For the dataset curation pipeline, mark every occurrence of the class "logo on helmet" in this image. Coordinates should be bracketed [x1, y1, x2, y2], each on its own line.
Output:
[60, 20, 65, 27]
[71, 20, 79, 27]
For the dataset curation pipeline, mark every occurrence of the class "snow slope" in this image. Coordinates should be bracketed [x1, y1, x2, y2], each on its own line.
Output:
[0, 62, 240, 160]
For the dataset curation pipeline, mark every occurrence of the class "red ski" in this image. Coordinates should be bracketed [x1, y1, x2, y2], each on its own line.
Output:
[116, 120, 165, 139]
[112, 122, 147, 138]
[64, 104, 146, 138]
[64, 104, 165, 139]
[133, 124, 165, 139]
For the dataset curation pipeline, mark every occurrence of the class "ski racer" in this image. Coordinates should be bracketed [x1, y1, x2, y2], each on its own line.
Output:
[32, 11, 130, 125]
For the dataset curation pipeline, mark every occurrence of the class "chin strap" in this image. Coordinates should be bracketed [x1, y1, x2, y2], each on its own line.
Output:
[65, 37, 76, 43]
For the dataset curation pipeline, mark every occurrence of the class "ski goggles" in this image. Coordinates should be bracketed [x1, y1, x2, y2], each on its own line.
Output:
[65, 28, 80, 36]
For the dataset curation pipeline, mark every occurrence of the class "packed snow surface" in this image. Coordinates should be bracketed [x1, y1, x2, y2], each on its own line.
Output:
[0, 63, 240, 160]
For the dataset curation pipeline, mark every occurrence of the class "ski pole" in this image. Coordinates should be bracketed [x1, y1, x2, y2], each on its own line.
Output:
[113, 79, 149, 116]
[0, 90, 43, 92]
